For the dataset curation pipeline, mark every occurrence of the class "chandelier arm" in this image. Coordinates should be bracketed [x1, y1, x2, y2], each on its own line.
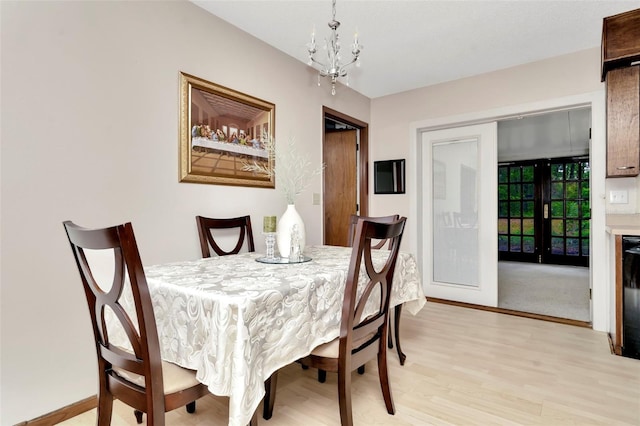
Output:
[340, 57, 358, 68]
[308, 0, 360, 95]
[308, 56, 329, 70]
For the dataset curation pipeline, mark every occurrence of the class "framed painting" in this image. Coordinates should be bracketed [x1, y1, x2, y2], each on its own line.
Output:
[179, 72, 275, 188]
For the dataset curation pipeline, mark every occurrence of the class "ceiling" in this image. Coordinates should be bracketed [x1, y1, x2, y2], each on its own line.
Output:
[192, 0, 639, 98]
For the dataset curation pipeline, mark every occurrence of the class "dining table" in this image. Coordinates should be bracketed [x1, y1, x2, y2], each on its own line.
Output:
[116, 244, 425, 426]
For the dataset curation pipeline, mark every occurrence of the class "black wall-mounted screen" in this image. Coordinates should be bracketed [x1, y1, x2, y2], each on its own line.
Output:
[374, 159, 406, 194]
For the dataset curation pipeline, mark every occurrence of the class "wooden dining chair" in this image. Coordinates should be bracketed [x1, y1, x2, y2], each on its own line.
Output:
[196, 215, 255, 257]
[347, 214, 399, 249]
[348, 214, 406, 365]
[63, 221, 210, 426]
[265, 217, 407, 426]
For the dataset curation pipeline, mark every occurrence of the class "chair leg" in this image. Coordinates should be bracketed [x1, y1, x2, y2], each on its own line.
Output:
[318, 369, 327, 383]
[263, 371, 278, 420]
[96, 392, 114, 426]
[394, 304, 406, 365]
[186, 401, 196, 413]
[337, 367, 354, 426]
[377, 344, 395, 414]
[134, 410, 143, 424]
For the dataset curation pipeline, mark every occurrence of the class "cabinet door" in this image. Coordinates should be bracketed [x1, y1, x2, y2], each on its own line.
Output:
[602, 8, 640, 80]
[606, 66, 640, 177]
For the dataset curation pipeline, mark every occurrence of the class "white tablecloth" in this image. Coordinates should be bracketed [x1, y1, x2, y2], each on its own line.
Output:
[134, 245, 424, 426]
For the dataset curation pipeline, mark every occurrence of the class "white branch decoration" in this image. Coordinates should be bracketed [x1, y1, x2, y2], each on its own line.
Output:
[242, 136, 325, 204]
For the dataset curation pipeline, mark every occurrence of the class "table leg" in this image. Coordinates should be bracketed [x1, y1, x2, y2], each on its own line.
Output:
[263, 372, 278, 420]
[394, 304, 406, 365]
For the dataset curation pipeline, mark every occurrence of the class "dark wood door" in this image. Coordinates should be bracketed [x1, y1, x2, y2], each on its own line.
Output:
[324, 129, 357, 246]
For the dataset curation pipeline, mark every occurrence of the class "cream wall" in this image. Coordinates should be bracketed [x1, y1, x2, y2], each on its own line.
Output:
[0, 1, 369, 423]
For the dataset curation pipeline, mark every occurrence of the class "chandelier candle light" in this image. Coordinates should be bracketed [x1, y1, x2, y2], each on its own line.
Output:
[307, 0, 362, 95]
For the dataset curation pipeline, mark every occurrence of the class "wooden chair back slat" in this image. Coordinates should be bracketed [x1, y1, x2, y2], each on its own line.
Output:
[347, 214, 400, 249]
[196, 215, 255, 257]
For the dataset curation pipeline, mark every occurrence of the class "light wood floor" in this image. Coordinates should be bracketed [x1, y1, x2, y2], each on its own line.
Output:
[60, 302, 640, 425]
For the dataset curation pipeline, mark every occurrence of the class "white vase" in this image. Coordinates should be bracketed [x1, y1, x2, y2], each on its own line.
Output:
[276, 204, 306, 258]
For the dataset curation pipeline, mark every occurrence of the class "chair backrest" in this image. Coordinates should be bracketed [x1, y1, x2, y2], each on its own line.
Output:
[347, 214, 400, 249]
[63, 221, 166, 417]
[196, 215, 255, 257]
[340, 217, 406, 360]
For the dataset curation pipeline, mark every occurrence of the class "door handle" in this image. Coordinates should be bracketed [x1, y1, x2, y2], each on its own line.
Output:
[544, 203, 549, 219]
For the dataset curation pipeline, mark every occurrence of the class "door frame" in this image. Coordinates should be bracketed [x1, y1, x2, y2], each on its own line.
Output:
[322, 106, 369, 244]
[409, 91, 606, 331]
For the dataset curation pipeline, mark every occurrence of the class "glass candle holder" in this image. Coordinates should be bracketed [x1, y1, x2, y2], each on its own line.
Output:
[263, 232, 277, 260]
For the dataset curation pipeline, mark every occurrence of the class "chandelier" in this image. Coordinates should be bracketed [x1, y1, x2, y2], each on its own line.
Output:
[307, 0, 362, 95]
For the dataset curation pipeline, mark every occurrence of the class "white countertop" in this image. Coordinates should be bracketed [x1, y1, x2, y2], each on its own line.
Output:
[606, 214, 640, 235]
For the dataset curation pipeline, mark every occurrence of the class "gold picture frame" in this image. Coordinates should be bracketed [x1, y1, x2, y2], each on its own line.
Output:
[179, 72, 275, 188]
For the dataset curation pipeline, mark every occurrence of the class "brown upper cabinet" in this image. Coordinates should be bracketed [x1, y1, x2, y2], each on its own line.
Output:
[602, 8, 640, 82]
[603, 8, 640, 178]
[606, 66, 640, 177]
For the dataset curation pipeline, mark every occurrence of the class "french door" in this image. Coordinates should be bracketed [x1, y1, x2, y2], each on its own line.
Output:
[498, 156, 590, 267]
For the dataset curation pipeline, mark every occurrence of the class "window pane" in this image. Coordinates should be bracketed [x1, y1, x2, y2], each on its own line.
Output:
[551, 182, 564, 199]
[498, 219, 508, 234]
[581, 183, 590, 199]
[510, 219, 522, 235]
[432, 139, 478, 287]
[522, 183, 534, 200]
[509, 184, 521, 200]
[522, 165, 534, 182]
[566, 201, 579, 218]
[551, 237, 564, 255]
[566, 238, 580, 255]
[551, 201, 564, 217]
[551, 164, 563, 181]
[523, 237, 535, 253]
[566, 163, 579, 180]
[582, 238, 589, 256]
[566, 182, 578, 199]
[566, 219, 579, 237]
[510, 167, 521, 182]
[510, 201, 521, 216]
[499, 184, 508, 200]
[499, 235, 508, 251]
[522, 219, 535, 235]
[510, 236, 522, 252]
[522, 201, 534, 217]
[498, 167, 509, 183]
[582, 201, 590, 219]
[499, 201, 509, 217]
[581, 220, 590, 238]
[551, 219, 564, 236]
[582, 163, 590, 180]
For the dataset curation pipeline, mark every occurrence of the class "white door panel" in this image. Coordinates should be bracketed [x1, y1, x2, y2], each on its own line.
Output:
[421, 123, 498, 306]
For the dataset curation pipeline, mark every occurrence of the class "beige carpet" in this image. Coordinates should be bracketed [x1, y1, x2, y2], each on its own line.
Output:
[498, 261, 590, 322]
